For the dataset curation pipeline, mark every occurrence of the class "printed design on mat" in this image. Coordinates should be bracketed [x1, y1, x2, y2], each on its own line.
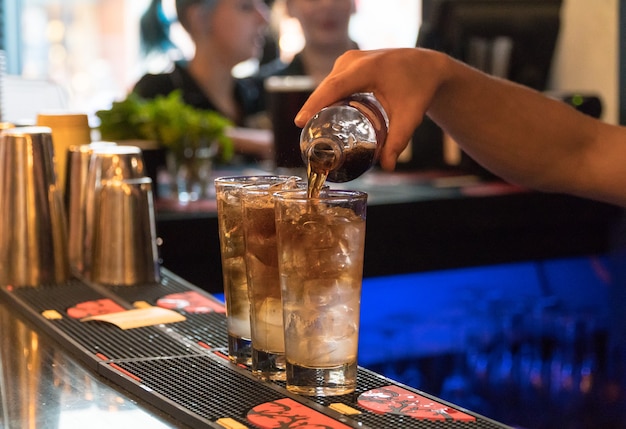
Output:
[66, 298, 126, 319]
[357, 385, 476, 422]
[156, 291, 226, 313]
[247, 398, 352, 429]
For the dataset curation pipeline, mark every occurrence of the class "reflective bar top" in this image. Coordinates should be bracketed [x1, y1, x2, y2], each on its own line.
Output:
[0, 299, 184, 429]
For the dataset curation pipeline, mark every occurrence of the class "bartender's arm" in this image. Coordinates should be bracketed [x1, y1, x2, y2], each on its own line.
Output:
[295, 48, 626, 207]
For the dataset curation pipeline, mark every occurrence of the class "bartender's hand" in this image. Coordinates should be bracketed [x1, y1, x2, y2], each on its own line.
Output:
[295, 48, 449, 171]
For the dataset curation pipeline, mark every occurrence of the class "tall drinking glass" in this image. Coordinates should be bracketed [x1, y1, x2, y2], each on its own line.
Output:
[274, 189, 367, 396]
[215, 175, 300, 365]
[241, 179, 301, 380]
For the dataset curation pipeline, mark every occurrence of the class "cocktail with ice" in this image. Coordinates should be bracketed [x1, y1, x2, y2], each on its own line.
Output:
[215, 175, 298, 365]
[274, 189, 367, 396]
[242, 178, 300, 380]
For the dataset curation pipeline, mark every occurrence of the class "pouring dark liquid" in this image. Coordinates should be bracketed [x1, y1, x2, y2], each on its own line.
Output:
[300, 93, 388, 198]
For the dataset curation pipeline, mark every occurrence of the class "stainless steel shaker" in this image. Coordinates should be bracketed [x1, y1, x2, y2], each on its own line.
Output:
[91, 177, 160, 286]
[65, 141, 117, 276]
[81, 145, 146, 280]
[0, 126, 70, 286]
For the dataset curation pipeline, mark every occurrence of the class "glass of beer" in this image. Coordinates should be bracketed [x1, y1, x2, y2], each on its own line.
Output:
[215, 175, 299, 365]
[241, 178, 301, 380]
[274, 189, 367, 396]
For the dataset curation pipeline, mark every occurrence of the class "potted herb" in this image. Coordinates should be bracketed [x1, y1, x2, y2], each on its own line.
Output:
[96, 91, 234, 201]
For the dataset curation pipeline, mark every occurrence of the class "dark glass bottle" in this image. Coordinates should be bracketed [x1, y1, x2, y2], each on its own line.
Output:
[300, 93, 388, 183]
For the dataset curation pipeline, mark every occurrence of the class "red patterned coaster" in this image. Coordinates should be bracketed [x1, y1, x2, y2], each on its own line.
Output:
[66, 298, 126, 319]
[156, 291, 226, 313]
[248, 398, 352, 429]
[357, 385, 476, 422]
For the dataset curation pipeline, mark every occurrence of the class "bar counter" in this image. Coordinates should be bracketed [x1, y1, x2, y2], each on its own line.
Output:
[0, 270, 516, 429]
[0, 299, 181, 428]
[155, 167, 623, 293]
[1, 168, 622, 429]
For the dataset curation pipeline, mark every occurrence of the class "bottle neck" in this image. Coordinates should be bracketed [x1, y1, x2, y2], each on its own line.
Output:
[304, 136, 345, 174]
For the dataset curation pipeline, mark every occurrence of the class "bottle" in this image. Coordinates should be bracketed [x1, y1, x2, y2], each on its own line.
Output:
[300, 92, 388, 183]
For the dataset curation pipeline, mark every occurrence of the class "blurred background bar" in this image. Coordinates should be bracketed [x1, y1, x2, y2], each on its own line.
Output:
[1, 1, 626, 428]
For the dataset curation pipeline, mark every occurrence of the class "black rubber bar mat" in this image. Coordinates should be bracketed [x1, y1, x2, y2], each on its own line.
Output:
[0, 269, 512, 429]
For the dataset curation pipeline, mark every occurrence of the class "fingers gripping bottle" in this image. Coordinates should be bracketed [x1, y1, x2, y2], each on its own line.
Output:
[300, 93, 389, 185]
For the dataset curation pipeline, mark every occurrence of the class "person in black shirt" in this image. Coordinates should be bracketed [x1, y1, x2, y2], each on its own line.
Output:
[134, 0, 273, 159]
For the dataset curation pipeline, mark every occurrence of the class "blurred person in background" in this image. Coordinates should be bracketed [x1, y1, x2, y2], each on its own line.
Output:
[134, 0, 273, 159]
[262, 0, 358, 84]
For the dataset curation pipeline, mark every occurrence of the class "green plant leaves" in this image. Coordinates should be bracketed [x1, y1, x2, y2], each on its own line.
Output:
[96, 91, 234, 162]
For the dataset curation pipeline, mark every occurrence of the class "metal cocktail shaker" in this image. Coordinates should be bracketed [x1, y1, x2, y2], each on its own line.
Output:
[81, 145, 146, 280]
[91, 177, 160, 286]
[67, 144, 160, 286]
[65, 141, 117, 276]
[0, 126, 70, 286]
